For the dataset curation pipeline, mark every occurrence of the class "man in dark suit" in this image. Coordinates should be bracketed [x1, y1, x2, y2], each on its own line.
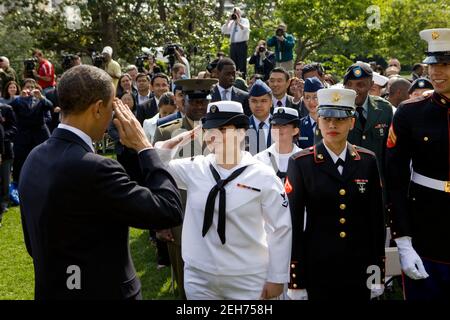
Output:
[136, 73, 170, 126]
[18, 65, 183, 300]
[268, 67, 308, 117]
[210, 58, 251, 116]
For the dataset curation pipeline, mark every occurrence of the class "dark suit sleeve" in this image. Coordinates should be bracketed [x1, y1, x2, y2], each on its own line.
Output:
[94, 149, 182, 230]
[248, 54, 258, 65]
[286, 156, 307, 289]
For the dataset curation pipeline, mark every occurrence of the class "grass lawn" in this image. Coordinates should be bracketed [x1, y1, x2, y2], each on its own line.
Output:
[0, 206, 177, 300]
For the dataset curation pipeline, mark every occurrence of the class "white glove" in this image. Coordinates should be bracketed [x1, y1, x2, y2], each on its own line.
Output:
[395, 236, 429, 280]
[287, 289, 308, 300]
[370, 284, 384, 299]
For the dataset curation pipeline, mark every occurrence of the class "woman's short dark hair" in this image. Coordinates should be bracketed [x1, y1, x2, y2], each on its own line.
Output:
[158, 92, 175, 108]
[57, 65, 113, 115]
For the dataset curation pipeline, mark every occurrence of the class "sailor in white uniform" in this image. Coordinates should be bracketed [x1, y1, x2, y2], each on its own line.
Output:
[156, 101, 292, 300]
[254, 107, 302, 183]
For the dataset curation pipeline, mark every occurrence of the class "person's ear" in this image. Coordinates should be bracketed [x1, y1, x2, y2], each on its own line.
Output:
[92, 100, 103, 119]
[293, 127, 300, 137]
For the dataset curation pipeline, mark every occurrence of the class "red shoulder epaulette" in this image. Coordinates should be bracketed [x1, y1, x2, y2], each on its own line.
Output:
[293, 146, 314, 160]
[354, 145, 375, 156]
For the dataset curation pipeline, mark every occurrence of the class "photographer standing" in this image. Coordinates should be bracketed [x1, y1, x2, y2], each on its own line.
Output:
[267, 24, 296, 72]
[249, 40, 275, 81]
[31, 49, 56, 96]
[221, 7, 250, 79]
[102, 46, 121, 88]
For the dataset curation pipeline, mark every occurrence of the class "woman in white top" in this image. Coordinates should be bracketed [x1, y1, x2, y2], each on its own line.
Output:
[157, 101, 292, 300]
[143, 92, 177, 143]
[255, 107, 302, 182]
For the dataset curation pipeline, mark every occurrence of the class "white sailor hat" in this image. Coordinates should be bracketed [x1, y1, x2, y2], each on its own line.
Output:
[373, 72, 389, 87]
[202, 101, 249, 129]
[317, 88, 356, 118]
[271, 107, 300, 126]
[419, 28, 450, 64]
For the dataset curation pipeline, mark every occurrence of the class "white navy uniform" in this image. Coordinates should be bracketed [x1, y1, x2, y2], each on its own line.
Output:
[254, 143, 302, 181]
[167, 151, 292, 299]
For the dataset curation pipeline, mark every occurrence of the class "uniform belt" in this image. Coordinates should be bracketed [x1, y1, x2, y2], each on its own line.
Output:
[411, 170, 450, 193]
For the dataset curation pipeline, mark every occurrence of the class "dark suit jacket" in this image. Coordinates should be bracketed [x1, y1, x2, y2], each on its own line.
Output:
[136, 97, 158, 126]
[0, 103, 17, 160]
[10, 96, 53, 147]
[211, 85, 251, 116]
[19, 128, 183, 300]
[297, 116, 316, 149]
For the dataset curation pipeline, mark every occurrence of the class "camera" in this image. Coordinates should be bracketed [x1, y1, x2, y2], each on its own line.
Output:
[231, 13, 237, 20]
[91, 52, 106, 69]
[163, 44, 180, 57]
[23, 57, 37, 78]
[258, 46, 266, 53]
[135, 54, 150, 73]
[62, 54, 78, 71]
[163, 43, 181, 72]
[276, 28, 285, 37]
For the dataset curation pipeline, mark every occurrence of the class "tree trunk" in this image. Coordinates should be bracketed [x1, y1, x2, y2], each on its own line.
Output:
[157, 0, 167, 22]
[99, 3, 118, 54]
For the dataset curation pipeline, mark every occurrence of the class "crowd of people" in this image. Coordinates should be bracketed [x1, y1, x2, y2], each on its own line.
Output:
[0, 13, 448, 301]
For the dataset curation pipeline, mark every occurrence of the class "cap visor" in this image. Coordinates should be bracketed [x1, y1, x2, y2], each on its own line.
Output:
[422, 55, 450, 64]
[202, 114, 249, 129]
[318, 109, 354, 118]
[270, 118, 300, 126]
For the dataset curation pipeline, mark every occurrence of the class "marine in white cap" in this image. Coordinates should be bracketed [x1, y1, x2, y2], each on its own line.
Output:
[286, 87, 385, 300]
[155, 100, 292, 300]
[386, 28, 450, 300]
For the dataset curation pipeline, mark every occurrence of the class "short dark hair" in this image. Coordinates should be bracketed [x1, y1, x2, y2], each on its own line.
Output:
[158, 92, 176, 108]
[412, 63, 423, 72]
[301, 63, 324, 79]
[151, 73, 170, 85]
[270, 67, 290, 82]
[136, 73, 149, 82]
[57, 65, 113, 115]
[217, 58, 235, 72]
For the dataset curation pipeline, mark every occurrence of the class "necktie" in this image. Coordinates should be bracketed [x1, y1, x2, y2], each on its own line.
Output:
[222, 89, 229, 101]
[257, 122, 266, 152]
[336, 158, 345, 175]
[231, 21, 238, 43]
[356, 106, 366, 129]
[276, 100, 283, 107]
[203, 164, 248, 244]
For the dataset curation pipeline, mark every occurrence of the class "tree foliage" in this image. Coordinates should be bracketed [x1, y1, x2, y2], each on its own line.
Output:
[1, 0, 449, 79]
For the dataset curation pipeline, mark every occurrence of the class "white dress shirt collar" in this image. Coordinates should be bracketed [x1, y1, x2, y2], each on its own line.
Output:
[323, 141, 348, 164]
[58, 123, 95, 153]
[273, 95, 287, 108]
[217, 85, 232, 101]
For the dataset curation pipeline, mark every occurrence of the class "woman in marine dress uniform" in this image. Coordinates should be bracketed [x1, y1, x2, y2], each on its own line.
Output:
[286, 88, 386, 300]
[156, 100, 292, 300]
